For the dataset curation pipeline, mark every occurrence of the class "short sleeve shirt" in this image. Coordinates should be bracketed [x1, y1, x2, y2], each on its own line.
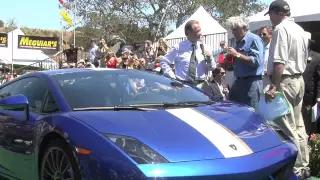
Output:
[267, 18, 309, 75]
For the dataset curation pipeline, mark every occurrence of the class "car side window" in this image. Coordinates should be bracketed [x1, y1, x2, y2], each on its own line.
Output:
[0, 82, 19, 98]
[42, 92, 59, 114]
[12, 77, 48, 113]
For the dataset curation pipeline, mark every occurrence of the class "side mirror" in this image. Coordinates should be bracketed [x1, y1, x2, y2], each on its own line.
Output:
[0, 94, 29, 121]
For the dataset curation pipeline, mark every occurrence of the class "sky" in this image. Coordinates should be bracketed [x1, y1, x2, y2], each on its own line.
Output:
[1, 0, 273, 30]
[1, 0, 62, 30]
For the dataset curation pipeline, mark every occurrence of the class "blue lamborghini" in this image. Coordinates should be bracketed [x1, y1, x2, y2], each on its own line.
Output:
[0, 68, 298, 180]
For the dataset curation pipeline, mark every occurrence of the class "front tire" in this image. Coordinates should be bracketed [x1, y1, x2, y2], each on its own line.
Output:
[39, 139, 81, 180]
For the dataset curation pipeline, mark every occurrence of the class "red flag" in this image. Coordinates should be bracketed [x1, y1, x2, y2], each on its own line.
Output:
[59, 0, 63, 4]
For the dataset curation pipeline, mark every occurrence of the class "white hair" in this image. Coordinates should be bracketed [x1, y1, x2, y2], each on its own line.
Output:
[226, 16, 249, 31]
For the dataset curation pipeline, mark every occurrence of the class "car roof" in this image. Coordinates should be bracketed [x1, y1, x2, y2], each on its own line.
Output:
[40, 68, 122, 76]
[0, 68, 126, 86]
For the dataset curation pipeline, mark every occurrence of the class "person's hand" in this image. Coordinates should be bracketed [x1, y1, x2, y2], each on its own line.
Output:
[222, 88, 229, 94]
[227, 47, 238, 56]
[204, 51, 212, 57]
[265, 85, 277, 103]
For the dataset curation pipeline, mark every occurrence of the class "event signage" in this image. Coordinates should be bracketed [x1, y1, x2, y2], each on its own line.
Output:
[0, 33, 8, 47]
[18, 35, 59, 50]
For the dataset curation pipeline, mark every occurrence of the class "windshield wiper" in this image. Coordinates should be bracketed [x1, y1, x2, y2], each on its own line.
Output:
[73, 101, 215, 111]
[164, 101, 215, 107]
[128, 101, 215, 108]
[73, 106, 156, 111]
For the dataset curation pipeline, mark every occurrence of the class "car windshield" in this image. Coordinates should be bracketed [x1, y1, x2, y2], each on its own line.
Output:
[51, 69, 210, 109]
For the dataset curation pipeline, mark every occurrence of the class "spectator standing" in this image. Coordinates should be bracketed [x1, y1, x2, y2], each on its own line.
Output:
[258, 26, 273, 89]
[302, 32, 320, 136]
[226, 16, 264, 108]
[264, 0, 310, 178]
[89, 39, 99, 64]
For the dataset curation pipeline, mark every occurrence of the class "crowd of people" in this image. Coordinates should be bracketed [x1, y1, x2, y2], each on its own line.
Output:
[61, 37, 171, 72]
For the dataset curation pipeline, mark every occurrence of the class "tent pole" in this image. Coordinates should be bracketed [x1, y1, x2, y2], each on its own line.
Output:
[154, 0, 171, 41]
[11, 31, 13, 72]
[152, 0, 171, 61]
[73, 0, 77, 46]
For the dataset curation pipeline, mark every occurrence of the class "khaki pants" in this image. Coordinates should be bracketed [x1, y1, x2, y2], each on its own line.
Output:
[272, 76, 309, 173]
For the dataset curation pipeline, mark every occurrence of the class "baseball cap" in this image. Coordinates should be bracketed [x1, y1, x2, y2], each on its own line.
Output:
[264, 0, 290, 16]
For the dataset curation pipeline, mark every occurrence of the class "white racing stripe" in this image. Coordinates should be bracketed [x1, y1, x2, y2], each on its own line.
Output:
[166, 108, 253, 158]
[89, 68, 118, 71]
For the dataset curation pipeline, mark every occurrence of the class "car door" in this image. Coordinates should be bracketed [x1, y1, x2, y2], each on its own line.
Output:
[0, 77, 48, 179]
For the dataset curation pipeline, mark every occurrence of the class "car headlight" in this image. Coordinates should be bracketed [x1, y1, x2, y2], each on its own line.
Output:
[105, 134, 168, 164]
[267, 121, 291, 142]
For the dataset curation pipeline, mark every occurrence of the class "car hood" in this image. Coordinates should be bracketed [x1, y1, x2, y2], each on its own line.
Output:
[69, 102, 282, 162]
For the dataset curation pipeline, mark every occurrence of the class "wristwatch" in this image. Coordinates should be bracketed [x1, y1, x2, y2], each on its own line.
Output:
[236, 53, 241, 58]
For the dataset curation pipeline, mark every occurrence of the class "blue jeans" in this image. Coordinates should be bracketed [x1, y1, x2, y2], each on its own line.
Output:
[229, 77, 262, 108]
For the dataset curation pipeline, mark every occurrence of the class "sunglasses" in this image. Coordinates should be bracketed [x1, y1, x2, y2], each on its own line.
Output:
[220, 72, 226, 75]
[260, 33, 267, 37]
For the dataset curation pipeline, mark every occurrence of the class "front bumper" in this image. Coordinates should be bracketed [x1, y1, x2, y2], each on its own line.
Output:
[79, 142, 298, 180]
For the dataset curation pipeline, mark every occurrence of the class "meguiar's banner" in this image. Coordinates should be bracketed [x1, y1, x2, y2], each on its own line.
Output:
[18, 35, 59, 50]
[0, 33, 8, 47]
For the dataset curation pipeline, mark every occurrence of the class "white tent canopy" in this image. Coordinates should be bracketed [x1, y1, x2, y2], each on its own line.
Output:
[249, 0, 320, 30]
[0, 28, 57, 66]
[166, 6, 227, 39]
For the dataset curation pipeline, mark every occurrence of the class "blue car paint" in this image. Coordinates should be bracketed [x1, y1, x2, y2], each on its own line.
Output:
[73, 140, 297, 179]
[138, 143, 297, 179]
[0, 69, 299, 180]
[69, 104, 283, 162]
[195, 103, 283, 152]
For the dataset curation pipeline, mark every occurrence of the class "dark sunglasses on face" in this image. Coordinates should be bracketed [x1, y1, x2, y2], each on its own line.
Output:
[220, 72, 225, 75]
[260, 33, 267, 37]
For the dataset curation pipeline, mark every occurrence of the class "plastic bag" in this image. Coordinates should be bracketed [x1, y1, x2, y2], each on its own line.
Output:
[257, 92, 290, 121]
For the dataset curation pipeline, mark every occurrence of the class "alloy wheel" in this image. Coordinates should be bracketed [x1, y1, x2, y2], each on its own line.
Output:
[41, 147, 74, 180]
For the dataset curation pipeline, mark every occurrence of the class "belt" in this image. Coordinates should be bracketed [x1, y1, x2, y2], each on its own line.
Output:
[267, 73, 302, 78]
[237, 75, 262, 80]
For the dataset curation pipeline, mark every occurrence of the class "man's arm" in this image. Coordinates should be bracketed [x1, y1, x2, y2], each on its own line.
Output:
[272, 63, 285, 89]
[160, 46, 178, 79]
[205, 45, 216, 70]
[270, 28, 288, 89]
[238, 38, 264, 67]
[228, 38, 263, 67]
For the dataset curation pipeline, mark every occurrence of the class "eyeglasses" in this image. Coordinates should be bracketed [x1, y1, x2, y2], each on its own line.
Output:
[260, 33, 267, 37]
[220, 72, 226, 75]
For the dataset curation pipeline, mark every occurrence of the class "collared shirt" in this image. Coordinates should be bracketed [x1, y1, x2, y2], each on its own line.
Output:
[267, 18, 308, 75]
[89, 45, 98, 63]
[160, 40, 216, 81]
[215, 81, 226, 100]
[264, 42, 270, 72]
[234, 32, 265, 77]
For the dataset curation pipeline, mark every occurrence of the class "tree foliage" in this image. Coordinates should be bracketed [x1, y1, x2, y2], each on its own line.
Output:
[74, 0, 265, 43]
[0, 20, 4, 28]
[3, 18, 18, 32]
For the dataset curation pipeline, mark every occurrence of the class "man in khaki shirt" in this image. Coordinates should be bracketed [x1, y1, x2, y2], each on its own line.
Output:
[264, 0, 310, 179]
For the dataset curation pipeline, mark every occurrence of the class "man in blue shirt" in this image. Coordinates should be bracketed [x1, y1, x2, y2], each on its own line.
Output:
[226, 16, 264, 108]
